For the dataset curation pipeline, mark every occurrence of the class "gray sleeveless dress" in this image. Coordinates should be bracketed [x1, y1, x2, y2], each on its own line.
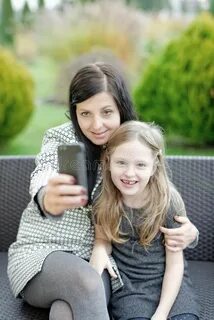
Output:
[110, 204, 200, 320]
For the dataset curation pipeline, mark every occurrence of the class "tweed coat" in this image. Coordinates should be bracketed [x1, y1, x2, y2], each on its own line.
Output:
[7, 122, 122, 298]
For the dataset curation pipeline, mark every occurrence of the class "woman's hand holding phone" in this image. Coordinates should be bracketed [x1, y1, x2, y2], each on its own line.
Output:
[43, 143, 88, 216]
[43, 174, 88, 216]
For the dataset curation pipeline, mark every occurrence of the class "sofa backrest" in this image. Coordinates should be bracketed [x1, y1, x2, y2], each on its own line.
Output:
[0, 156, 35, 252]
[0, 156, 213, 261]
[166, 156, 214, 261]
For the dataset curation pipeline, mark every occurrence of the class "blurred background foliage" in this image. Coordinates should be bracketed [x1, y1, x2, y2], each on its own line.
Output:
[0, 47, 35, 144]
[134, 13, 214, 146]
[0, 0, 213, 155]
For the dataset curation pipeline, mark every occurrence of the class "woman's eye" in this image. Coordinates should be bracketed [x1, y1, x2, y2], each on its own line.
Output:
[81, 111, 90, 117]
[103, 109, 113, 116]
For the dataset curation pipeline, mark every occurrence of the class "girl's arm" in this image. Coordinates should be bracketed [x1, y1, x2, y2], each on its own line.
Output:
[89, 224, 117, 278]
[151, 248, 184, 320]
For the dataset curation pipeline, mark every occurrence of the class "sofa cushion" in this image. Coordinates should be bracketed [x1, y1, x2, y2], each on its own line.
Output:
[187, 260, 214, 320]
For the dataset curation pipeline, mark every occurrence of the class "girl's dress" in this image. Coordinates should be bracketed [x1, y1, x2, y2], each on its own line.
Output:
[110, 204, 200, 320]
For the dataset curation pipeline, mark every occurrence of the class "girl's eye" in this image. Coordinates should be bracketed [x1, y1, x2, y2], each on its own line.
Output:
[116, 160, 126, 166]
[137, 162, 146, 168]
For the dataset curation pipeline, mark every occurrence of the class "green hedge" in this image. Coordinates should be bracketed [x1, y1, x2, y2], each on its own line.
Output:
[0, 48, 35, 144]
[133, 13, 214, 145]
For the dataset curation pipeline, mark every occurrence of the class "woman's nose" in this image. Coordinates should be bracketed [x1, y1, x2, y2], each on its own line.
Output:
[91, 116, 102, 130]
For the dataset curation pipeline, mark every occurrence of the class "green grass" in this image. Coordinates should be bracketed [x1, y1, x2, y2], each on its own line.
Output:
[166, 146, 214, 156]
[24, 57, 59, 101]
[0, 104, 68, 155]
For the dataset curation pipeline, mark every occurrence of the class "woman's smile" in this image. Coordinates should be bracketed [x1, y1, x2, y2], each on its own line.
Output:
[91, 130, 109, 137]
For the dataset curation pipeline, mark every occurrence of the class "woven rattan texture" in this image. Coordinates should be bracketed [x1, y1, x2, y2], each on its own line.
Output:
[0, 253, 49, 320]
[188, 260, 214, 320]
[0, 157, 35, 251]
[167, 157, 214, 261]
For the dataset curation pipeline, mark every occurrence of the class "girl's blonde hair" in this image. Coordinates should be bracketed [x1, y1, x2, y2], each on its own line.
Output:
[93, 121, 182, 247]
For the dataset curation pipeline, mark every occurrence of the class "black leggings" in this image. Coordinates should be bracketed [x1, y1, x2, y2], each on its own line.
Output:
[129, 315, 199, 320]
[22, 251, 111, 320]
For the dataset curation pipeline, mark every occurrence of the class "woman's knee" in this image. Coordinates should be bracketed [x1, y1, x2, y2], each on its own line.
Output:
[23, 251, 105, 308]
[49, 300, 73, 320]
[76, 265, 105, 296]
[45, 251, 105, 297]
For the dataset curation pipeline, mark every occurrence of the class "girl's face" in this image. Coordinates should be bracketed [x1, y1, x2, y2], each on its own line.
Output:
[76, 92, 120, 145]
[110, 139, 156, 207]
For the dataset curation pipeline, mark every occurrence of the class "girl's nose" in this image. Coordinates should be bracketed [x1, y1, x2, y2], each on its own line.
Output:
[124, 165, 135, 177]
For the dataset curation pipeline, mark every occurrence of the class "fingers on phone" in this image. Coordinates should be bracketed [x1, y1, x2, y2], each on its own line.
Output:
[57, 185, 87, 196]
[61, 195, 88, 207]
[50, 174, 76, 185]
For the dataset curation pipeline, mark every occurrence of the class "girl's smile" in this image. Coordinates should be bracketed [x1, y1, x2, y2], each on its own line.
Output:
[120, 179, 138, 186]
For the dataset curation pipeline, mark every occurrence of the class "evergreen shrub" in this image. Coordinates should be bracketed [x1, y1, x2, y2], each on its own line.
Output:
[133, 13, 214, 145]
[0, 48, 35, 144]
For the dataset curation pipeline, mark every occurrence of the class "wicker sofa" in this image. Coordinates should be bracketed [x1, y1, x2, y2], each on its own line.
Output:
[0, 155, 213, 320]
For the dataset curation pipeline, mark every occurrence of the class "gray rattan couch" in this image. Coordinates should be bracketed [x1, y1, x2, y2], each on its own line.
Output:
[0, 155, 213, 320]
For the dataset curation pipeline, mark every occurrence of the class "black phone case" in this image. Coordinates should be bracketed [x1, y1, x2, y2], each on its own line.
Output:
[58, 143, 88, 190]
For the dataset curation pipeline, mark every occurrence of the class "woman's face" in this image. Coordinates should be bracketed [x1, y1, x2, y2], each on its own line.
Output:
[76, 92, 120, 145]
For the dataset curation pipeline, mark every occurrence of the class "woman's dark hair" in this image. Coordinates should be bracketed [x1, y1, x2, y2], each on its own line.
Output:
[68, 62, 137, 199]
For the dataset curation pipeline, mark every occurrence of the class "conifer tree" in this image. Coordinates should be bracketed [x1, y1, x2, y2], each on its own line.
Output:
[0, 0, 14, 47]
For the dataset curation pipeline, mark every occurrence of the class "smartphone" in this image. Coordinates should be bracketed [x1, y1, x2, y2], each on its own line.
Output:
[58, 143, 88, 190]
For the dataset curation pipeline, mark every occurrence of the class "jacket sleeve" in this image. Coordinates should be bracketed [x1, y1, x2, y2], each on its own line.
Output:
[30, 122, 76, 198]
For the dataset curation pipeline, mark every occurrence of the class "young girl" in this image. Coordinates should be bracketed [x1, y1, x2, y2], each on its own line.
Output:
[90, 121, 200, 320]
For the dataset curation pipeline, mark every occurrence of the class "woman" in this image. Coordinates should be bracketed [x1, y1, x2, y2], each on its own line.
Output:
[7, 63, 198, 320]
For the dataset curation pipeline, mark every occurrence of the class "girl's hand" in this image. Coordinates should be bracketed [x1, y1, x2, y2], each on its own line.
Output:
[89, 246, 117, 278]
[151, 309, 167, 320]
[160, 216, 198, 251]
[151, 314, 167, 320]
[43, 174, 88, 216]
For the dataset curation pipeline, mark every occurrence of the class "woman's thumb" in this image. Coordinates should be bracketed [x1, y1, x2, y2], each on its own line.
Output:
[174, 215, 189, 224]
